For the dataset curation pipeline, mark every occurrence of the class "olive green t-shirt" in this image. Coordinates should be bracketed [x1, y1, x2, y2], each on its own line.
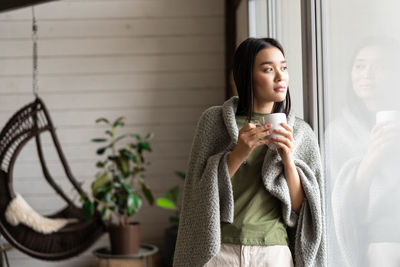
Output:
[221, 113, 288, 246]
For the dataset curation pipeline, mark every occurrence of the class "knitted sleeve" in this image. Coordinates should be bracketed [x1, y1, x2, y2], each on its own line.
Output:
[173, 107, 234, 267]
[291, 119, 327, 267]
[261, 118, 326, 267]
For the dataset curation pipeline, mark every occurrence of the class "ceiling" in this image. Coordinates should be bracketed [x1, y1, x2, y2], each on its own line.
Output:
[0, 0, 56, 13]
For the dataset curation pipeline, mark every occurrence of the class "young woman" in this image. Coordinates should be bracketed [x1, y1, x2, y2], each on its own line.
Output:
[173, 37, 326, 267]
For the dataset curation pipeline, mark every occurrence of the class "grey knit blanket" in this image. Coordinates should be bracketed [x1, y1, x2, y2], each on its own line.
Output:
[173, 96, 326, 267]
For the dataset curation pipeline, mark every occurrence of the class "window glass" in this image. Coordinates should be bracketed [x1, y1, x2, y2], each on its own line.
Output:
[248, 0, 303, 118]
[324, 1, 400, 266]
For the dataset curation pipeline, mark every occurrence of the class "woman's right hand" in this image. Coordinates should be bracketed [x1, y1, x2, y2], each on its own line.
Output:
[227, 122, 273, 177]
[235, 122, 274, 159]
[356, 121, 400, 181]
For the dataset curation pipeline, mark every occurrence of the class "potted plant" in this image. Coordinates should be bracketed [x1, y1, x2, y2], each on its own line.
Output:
[156, 171, 185, 266]
[80, 116, 154, 255]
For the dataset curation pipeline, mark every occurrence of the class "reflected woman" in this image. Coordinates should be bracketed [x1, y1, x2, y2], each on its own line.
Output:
[326, 37, 400, 267]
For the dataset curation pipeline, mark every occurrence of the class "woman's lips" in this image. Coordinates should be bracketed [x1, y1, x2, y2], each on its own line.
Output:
[274, 87, 286, 92]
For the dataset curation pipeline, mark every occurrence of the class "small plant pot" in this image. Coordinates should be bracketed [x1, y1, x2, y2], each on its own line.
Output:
[108, 222, 141, 255]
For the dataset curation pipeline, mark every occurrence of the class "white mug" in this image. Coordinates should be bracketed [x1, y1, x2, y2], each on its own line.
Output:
[258, 113, 287, 150]
[375, 110, 400, 125]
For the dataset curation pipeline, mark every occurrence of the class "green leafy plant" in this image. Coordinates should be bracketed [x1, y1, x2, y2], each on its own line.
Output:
[156, 171, 185, 226]
[81, 116, 154, 226]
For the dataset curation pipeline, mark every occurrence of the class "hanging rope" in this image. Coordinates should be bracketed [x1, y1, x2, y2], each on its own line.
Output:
[32, 7, 39, 98]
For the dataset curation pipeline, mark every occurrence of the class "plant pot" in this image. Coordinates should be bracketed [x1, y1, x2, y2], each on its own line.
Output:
[163, 225, 178, 267]
[108, 222, 141, 255]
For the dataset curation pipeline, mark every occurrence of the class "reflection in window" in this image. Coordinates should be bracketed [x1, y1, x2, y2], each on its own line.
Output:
[325, 29, 400, 267]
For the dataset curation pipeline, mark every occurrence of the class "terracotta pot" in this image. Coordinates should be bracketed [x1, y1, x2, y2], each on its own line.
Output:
[108, 222, 141, 254]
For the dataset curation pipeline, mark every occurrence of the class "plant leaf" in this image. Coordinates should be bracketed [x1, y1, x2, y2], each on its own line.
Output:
[127, 143, 137, 150]
[101, 207, 109, 220]
[117, 194, 124, 207]
[102, 192, 111, 203]
[126, 195, 132, 216]
[156, 197, 177, 210]
[79, 193, 87, 203]
[96, 146, 107, 155]
[113, 116, 127, 128]
[145, 133, 154, 140]
[130, 154, 138, 163]
[92, 138, 107, 143]
[105, 130, 114, 137]
[114, 121, 125, 128]
[165, 186, 180, 204]
[175, 171, 186, 180]
[133, 194, 142, 211]
[120, 149, 137, 163]
[96, 161, 106, 168]
[127, 193, 134, 214]
[96, 117, 110, 124]
[138, 142, 151, 153]
[108, 155, 118, 162]
[91, 172, 110, 196]
[83, 200, 95, 220]
[141, 182, 154, 205]
[127, 193, 142, 216]
[117, 157, 130, 177]
[122, 182, 133, 193]
[119, 148, 131, 159]
[93, 186, 108, 199]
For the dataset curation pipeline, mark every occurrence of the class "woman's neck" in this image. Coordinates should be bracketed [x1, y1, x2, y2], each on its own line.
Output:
[253, 100, 274, 114]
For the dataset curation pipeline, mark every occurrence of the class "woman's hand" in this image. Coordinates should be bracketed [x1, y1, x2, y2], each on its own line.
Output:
[357, 121, 400, 180]
[270, 122, 304, 211]
[235, 122, 274, 160]
[227, 122, 273, 177]
[269, 122, 295, 166]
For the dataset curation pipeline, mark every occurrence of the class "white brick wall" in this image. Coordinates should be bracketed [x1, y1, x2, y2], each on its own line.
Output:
[0, 0, 225, 266]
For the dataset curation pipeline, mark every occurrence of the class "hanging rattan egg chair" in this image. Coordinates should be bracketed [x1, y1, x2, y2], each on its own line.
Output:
[0, 97, 106, 261]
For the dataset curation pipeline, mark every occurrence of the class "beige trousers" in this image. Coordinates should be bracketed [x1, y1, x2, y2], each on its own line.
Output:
[203, 243, 294, 267]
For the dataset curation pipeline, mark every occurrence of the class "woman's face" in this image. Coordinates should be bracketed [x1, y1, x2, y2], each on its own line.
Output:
[252, 47, 289, 105]
[351, 46, 383, 104]
[351, 45, 398, 110]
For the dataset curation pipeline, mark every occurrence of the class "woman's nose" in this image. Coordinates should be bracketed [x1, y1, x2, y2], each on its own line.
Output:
[275, 70, 283, 81]
[361, 65, 375, 78]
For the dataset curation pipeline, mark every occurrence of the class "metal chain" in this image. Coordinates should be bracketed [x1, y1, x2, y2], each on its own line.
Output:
[32, 7, 39, 98]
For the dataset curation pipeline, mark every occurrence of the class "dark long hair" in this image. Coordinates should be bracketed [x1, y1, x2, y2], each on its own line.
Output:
[233, 37, 291, 122]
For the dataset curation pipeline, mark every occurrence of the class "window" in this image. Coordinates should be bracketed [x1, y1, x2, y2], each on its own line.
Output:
[249, 0, 400, 266]
[323, 1, 400, 266]
[248, 0, 303, 119]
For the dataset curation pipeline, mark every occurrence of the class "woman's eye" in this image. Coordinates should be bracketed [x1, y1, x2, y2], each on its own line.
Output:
[263, 67, 273, 72]
[354, 64, 366, 70]
[282, 66, 288, 71]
